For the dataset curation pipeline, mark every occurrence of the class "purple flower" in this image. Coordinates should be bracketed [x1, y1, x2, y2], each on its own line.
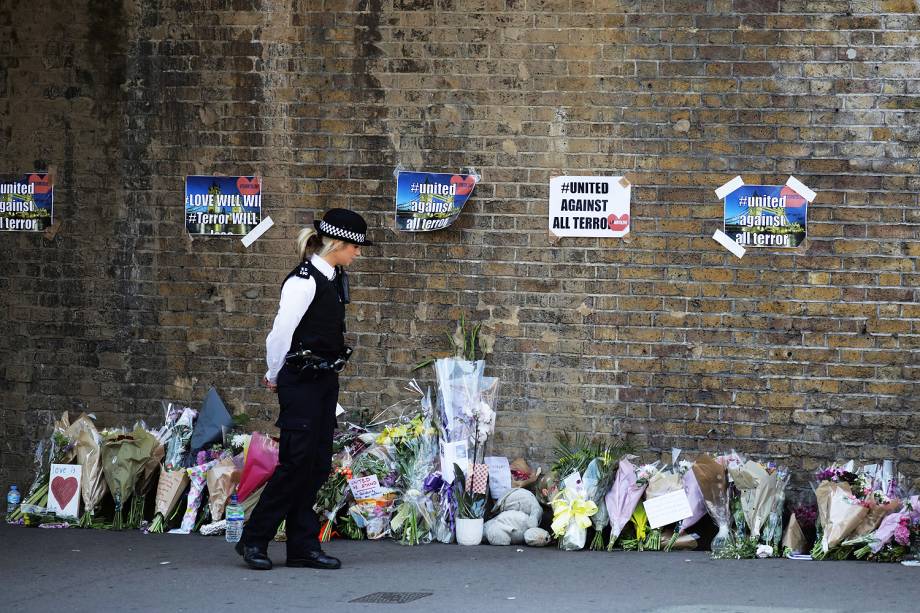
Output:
[423, 472, 444, 493]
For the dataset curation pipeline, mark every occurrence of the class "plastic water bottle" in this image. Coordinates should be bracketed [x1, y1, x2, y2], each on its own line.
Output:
[225, 494, 244, 543]
[6, 485, 21, 521]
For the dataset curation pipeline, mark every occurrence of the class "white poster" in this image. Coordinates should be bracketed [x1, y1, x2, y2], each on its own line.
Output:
[484, 456, 512, 500]
[440, 440, 469, 484]
[47, 464, 82, 518]
[549, 176, 631, 238]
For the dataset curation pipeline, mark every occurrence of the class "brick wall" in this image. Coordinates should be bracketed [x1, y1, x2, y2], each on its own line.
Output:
[1, 0, 918, 489]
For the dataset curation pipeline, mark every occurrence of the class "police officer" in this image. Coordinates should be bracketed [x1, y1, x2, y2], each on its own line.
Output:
[236, 209, 371, 570]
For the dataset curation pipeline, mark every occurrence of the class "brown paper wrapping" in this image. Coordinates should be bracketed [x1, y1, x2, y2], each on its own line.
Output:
[66, 414, 108, 513]
[729, 460, 780, 538]
[782, 512, 806, 554]
[816, 481, 869, 552]
[691, 455, 729, 522]
[136, 444, 165, 497]
[154, 468, 190, 518]
[852, 499, 900, 537]
[646, 471, 682, 499]
[206, 457, 241, 521]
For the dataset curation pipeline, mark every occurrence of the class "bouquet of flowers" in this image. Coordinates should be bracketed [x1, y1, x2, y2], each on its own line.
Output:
[147, 468, 189, 533]
[811, 477, 869, 559]
[811, 460, 907, 560]
[206, 454, 241, 522]
[100, 426, 158, 530]
[64, 414, 109, 528]
[314, 457, 354, 542]
[605, 457, 655, 550]
[551, 474, 598, 551]
[163, 406, 196, 470]
[8, 415, 77, 523]
[552, 433, 630, 551]
[128, 442, 165, 529]
[843, 495, 919, 562]
[719, 455, 789, 558]
[236, 432, 279, 502]
[169, 457, 219, 534]
[691, 454, 731, 554]
[389, 405, 439, 546]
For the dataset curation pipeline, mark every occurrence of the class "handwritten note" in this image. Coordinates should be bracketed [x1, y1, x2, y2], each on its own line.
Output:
[348, 475, 382, 500]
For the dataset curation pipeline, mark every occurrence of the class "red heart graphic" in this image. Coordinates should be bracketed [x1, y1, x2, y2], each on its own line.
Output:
[450, 174, 476, 196]
[51, 476, 78, 509]
[236, 176, 260, 196]
[28, 173, 52, 194]
[608, 213, 630, 232]
[780, 185, 807, 208]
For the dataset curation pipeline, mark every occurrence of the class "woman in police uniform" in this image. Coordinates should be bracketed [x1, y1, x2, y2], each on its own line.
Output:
[236, 209, 371, 571]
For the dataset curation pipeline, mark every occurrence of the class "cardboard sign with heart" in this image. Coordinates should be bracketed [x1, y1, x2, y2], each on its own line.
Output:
[47, 464, 82, 518]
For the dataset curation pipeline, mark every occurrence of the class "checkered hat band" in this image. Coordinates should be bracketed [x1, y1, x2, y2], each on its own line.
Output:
[319, 220, 364, 243]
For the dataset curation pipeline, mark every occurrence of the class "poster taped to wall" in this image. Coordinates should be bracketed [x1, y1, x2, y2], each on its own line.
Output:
[185, 175, 262, 236]
[549, 176, 631, 238]
[395, 170, 478, 232]
[723, 185, 807, 248]
[0, 173, 53, 232]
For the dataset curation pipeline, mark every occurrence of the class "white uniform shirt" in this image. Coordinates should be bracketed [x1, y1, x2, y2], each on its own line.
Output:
[264, 254, 336, 384]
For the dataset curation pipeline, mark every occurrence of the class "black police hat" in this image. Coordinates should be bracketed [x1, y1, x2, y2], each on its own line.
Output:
[314, 208, 373, 246]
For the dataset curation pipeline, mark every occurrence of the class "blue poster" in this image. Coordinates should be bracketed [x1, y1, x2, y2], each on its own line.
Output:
[185, 175, 261, 236]
[0, 173, 53, 232]
[395, 170, 478, 232]
[724, 185, 807, 248]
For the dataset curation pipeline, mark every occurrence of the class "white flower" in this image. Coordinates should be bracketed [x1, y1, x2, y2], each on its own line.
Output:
[756, 544, 773, 558]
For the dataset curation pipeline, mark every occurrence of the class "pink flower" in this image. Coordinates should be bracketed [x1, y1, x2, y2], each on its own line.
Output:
[894, 518, 911, 546]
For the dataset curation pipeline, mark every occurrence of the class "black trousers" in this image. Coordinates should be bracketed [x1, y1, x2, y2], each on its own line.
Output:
[242, 367, 339, 555]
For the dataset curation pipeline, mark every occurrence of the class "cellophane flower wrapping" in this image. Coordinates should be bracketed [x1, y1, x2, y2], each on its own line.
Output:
[583, 458, 614, 549]
[432, 359, 498, 543]
[691, 455, 731, 553]
[604, 457, 647, 549]
[679, 466, 707, 533]
[346, 442, 399, 539]
[389, 405, 439, 546]
[164, 407, 196, 470]
[726, 457, 789, 551]
[551, 483, 597, 551]
[172, 458, 218, 533]
[101, 426, 159, 529]
[66, 414, 108, 524]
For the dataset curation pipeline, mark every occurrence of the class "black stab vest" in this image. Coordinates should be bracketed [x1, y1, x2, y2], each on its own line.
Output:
[284, 260, 345, 361]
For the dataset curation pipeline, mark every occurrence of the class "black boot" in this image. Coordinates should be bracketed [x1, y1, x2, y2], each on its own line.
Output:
[235, 541, 273, 570]
[286, 550, 341, 569]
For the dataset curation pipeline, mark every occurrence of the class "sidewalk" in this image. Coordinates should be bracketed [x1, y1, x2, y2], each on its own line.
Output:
[1, 523, 916, 612]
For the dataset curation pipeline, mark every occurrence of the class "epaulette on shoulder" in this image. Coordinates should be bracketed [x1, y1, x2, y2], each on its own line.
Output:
[294, 264, 312, 279]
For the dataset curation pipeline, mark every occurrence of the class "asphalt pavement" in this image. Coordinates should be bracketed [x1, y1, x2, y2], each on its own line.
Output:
[1, 523, 918, 612]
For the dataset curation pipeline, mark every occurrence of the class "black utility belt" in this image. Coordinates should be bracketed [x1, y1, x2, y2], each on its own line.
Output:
[284, 346, 353, 373]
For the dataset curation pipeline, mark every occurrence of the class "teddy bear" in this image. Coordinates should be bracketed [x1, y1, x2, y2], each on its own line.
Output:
[483, 487, 549, 546]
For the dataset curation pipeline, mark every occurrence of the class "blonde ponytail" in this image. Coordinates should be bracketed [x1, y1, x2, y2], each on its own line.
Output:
[296, 226, 345, 260]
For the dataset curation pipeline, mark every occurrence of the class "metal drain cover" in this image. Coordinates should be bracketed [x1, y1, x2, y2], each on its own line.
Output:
[350, 592, 433, 604]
